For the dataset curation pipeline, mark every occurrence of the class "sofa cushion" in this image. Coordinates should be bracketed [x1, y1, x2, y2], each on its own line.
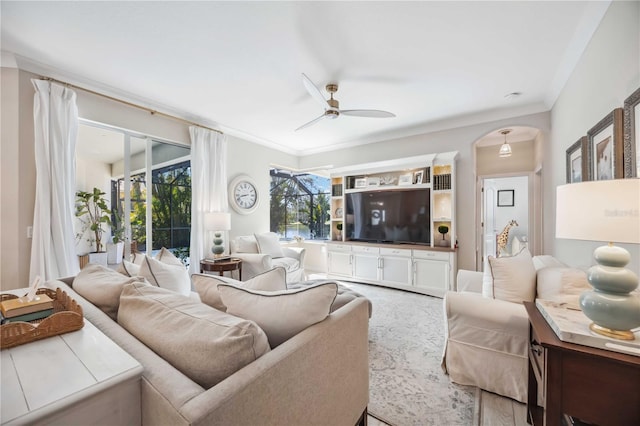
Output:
[536, 267, 591, 307]
[218, 282, 338, 347]
[118, 282, 270, 389]
[288, 280, 373, 318]
[483, 248, 536, 303]
[140, 255, 191, 296]
[254, 232, 284, 258]
[192, 267, 287, 311]
[73, 263, 148, 320]
[234, 235, 259, 253]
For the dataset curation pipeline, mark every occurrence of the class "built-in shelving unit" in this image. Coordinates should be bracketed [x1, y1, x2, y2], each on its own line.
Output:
[326, 152, 458, 297]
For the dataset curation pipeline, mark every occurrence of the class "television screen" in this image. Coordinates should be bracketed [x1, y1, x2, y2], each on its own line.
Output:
[345, 188, 430, 244]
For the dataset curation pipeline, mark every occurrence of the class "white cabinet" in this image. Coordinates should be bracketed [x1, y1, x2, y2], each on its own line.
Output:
[352, 246, 380, 281]
[327, 244, 352, 277]
[379, 248, 412, 286]
[326, 243, 455, 298]
[413, 250, 451, 297]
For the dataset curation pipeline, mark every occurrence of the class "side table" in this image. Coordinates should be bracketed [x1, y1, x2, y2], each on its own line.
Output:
[200, 258, 242, 280]
[1, 319, 143, 425]
[524, 302, 640, 426]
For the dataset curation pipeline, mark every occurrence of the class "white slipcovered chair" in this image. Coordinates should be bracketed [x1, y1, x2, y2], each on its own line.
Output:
[230, 233, 306, 284]
[441, 252, 590, 402]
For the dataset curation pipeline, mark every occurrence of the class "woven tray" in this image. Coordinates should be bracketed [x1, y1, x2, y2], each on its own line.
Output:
[1, 288, 84, 349]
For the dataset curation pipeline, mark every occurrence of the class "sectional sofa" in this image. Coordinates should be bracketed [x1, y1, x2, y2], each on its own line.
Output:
[48, 266, 370, 426]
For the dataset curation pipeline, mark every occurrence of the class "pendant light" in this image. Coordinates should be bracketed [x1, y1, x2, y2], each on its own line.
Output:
[499, 129, 512, 158]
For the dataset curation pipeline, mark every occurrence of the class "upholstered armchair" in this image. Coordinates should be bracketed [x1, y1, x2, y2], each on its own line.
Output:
[441, 252, 589, 403]
[230, 233, 306, 283]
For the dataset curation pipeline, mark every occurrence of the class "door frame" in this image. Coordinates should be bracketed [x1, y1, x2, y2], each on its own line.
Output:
[476, 171, 538, 270]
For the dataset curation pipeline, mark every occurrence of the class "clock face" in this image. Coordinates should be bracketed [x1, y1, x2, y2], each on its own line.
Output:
[234, 181, 257, 209]
[229, 175, 259, 214]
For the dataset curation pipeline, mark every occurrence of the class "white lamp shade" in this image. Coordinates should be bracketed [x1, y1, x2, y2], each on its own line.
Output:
[499, 142, 512, 157]
[556, 179, 640, 244]
[204, 212, 231, 231]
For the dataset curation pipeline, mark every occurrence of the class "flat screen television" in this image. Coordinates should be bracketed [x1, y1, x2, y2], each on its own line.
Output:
[345, 188, 430, 244]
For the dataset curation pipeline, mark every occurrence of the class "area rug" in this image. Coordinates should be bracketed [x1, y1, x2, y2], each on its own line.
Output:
[342, 282, 477, 426]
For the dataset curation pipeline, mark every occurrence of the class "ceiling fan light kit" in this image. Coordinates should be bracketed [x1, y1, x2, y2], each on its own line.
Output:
[296, 73, 396, 131]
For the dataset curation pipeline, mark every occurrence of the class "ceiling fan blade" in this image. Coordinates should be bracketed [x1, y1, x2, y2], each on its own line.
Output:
[295, 113, 328, 131]
[340, 109, 396, 118]
[301, 73, 329, 108]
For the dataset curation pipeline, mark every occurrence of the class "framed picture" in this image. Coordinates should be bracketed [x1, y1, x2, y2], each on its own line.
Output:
[623, 87, 640, 178]
[354, 178, 367, 188]
[413, 170, 424, 184]
[565, 136, 589, 183]
[398, 173, 412, 185]
[497, 190, 514, 207]
[587, 108, 624, 181]
[367, 177, 381, 187]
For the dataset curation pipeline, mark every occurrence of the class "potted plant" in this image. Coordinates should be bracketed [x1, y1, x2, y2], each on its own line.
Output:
[76, 188, 111, 265]
[437, 225, 449, 247]
[107, 211, 126, 264]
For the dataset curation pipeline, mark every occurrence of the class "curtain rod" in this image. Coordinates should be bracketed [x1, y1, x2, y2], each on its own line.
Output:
[40, 76, 223, 135]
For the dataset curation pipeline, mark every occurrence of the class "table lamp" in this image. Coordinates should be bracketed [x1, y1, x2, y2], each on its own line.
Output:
[556, 179, 640, 340]
[204, 212, 231, 258]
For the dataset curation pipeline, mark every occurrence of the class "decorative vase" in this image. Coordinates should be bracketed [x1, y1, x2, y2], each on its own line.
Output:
[107, 242, 124, 264]
[212, 232, 225, 256]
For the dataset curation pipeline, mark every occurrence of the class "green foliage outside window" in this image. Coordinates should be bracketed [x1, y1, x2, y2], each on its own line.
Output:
[270, 170, 330, 240]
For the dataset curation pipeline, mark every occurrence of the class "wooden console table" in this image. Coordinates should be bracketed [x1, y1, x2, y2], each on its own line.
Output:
[524, 302, 640, 426]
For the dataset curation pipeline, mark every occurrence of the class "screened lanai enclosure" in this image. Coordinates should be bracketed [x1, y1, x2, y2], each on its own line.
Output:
[269, 169, 331, 240]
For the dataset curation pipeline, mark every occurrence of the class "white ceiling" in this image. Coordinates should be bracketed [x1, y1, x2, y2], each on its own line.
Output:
[1, 1, 610, 156]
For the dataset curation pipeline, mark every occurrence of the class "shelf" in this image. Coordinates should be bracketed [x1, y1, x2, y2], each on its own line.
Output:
[433, 218, 452, 222]
[345, 183, 430, 194]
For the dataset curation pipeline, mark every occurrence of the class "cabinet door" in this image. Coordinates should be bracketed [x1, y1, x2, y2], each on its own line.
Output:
[327, 251, 352, 277]
[353, 254, 379, 281]
[380, 256, 412, 286]
[413, 259, 450, 297]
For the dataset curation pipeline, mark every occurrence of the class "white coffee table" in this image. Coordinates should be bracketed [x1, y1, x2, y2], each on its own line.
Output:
[1, 317, 143, 425]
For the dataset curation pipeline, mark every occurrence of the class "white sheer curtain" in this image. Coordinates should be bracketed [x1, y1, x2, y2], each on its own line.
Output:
[189, 126, 228, 275]
[29, 80, 80, 281]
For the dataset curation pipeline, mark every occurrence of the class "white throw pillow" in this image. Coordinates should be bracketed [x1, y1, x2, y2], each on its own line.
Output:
[532, 255, 567, 271]
[140, 255, 191, 296]
[131, 252, 146, 265]
[117, 260, 141, 277]
[118, 282, 270, 389]
[254, 232, 284, 258]
[235, 235, 259, 253]
[536, 267, 591, 307]
[73, 263, 148, 320]
[155, 247, 184, 266]
[484, 248, 536, 303]
[218, 282, 338, 347]
[192, 267, 287, 311]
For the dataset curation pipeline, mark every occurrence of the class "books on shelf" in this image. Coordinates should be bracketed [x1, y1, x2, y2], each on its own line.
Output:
[433, 173, 451, 191]
[0, 294, 54, 318]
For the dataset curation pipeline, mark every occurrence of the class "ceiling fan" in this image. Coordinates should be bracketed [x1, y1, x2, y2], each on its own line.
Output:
[296, 73, 396, 131]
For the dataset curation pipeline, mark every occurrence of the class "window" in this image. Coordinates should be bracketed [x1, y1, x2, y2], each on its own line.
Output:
[76, 122, 191, 263]
[269, 169, 330, 240]
[114, 160, 191, 253]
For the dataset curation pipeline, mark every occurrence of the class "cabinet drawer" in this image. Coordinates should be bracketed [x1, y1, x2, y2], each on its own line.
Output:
[412, 250, 449, 261]
[352, 245, 380, 254]
[328, 244, 352, 252]
[380, 247, 412, 257]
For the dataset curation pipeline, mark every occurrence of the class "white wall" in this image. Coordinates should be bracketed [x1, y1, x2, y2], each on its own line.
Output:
[75, 157, 112, 254]
[488, 176, 529, 248]
[549, 0, 639, 273]
[476, 140, 536, 175]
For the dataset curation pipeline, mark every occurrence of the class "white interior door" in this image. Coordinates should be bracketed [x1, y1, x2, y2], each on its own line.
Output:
[482, 181, 497, 267]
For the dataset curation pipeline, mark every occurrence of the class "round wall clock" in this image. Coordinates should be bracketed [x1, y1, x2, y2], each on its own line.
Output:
[229, 174, 259, 215]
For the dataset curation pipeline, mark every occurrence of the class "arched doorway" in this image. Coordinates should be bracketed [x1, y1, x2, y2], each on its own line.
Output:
[474, 126, 543, 270]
